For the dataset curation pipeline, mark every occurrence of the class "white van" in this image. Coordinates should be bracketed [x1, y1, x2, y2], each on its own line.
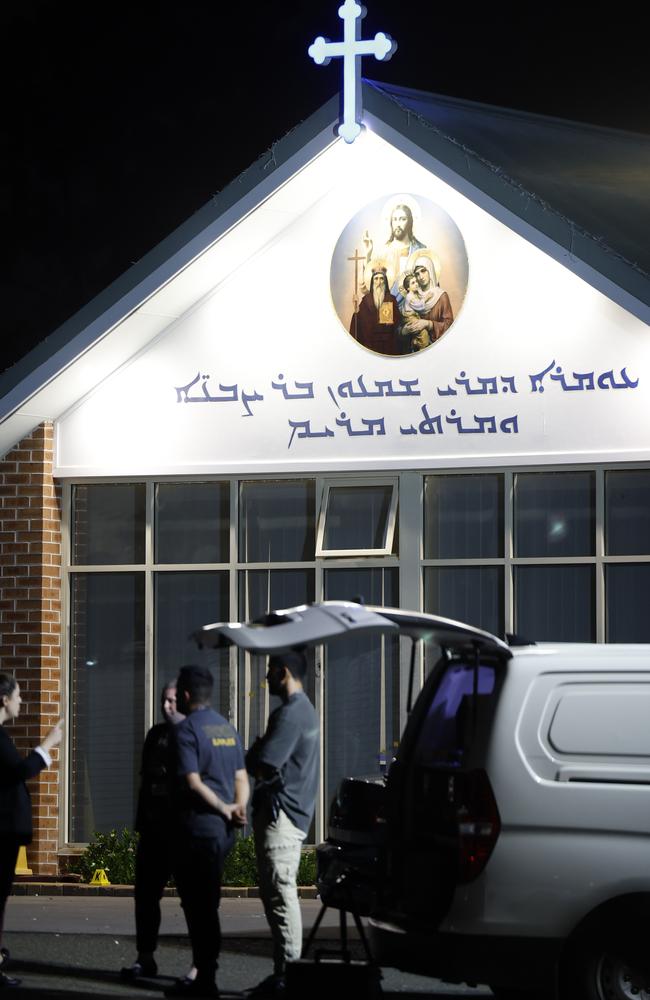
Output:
[194, 602, 650, 1000]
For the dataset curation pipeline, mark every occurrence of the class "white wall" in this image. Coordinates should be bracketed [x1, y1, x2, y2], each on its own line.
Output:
[55, 131, 650, 476]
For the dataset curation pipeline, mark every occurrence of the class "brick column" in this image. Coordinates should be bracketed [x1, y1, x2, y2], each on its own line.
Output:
[0, 422, 63, 875]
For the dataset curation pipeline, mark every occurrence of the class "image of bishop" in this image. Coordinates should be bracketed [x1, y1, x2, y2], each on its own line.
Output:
[350, 264, 402, 356]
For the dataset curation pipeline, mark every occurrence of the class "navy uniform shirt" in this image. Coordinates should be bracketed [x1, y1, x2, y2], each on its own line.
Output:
[175, 706, 244, 837]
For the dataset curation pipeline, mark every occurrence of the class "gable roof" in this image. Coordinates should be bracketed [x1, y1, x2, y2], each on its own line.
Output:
[1, 81, 648, 457]
[366, 80, 650, 291]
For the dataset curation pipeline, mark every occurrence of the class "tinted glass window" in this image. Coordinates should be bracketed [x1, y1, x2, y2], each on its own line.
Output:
[239, 482, 315, 561]
[237, 569, 316, 749]
[323, 485, 394, 551]
[606, 565, 650, 642]
[155, 483, 229, 563]
[424, 475, 503, 558]
[514, 472, 594, 557]
[605, 471, 650, 555]
[155, 571, 230, 713]
[515, 565, 595, 641]
[424, 566, 504, 636]
[69, 573, 145, 841]
[415, 660, 496, 767]
[72, 484, 145, 564]
[324, 568, 400, 803]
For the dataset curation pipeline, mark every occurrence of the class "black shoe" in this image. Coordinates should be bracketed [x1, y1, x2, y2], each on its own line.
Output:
[164, 980, 219, 998]
[0, 972, 21, 989]
[120, 958, 158, 980]
[246, 974, 286, 997]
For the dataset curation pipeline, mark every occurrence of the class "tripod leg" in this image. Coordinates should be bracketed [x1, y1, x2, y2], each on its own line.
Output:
[339, 909, 351, 963]
[302, 904, 327, 958]
[352, 912, 374, 964]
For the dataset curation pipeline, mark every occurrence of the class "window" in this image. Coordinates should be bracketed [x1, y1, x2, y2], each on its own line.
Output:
[606, 565, 650, 642]
[605, 470, 650, 555]
[65, 465, 650, 844]
[72, 484, 145, 565]
[415, 657, 497, 767]
[69, 572, 145, 842]
[424, 474, 503, 558]
[323, 567, 399, 805]
[515, 565, 596, 642]
[154, 572, 230, 710]
[514, 471, 594, 557]
[237, 569, 316, 749]
[155, 482, 229, 563]
[316, 480, 398, 556]
[240, 481, 315, 561]
[424, 566, 504, 637]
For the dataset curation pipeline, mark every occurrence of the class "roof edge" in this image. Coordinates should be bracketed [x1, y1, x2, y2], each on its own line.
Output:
[363, 81, 650, 321]
[0, 94, 341, 419]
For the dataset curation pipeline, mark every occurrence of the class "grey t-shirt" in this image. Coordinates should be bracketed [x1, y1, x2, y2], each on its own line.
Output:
[248, 691, 319, 834]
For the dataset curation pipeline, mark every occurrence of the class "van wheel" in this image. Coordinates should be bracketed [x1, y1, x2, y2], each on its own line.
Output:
[564, 938, 650, 1000]
[587, 952, 650, 1000]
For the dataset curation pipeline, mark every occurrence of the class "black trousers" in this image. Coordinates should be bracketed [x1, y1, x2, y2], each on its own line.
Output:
[0, 837, 20, 944]
[134, 831, 174, 955]
[173, 827, 233, 984]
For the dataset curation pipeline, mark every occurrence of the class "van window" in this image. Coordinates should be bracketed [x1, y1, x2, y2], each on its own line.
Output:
[549, 688, 650, 757]
[415, 659, 496, 767]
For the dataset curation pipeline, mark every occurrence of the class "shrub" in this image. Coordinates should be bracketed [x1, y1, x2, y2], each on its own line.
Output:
[67, 828, 317, 886]
[222, 833, 317, 886]
[222, 832, 259, 886]
[67, 828, 139, 885]
[297, 846, 317, 886]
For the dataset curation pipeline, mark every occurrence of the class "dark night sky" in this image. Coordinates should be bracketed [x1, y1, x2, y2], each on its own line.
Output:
[2, 0, 648, 374]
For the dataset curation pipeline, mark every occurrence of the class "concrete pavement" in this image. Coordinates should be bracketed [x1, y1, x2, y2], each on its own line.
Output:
[2, 893, 493, 998]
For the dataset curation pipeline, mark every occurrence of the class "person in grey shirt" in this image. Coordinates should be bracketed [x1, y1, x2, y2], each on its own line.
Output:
[245, 649, 319, 998]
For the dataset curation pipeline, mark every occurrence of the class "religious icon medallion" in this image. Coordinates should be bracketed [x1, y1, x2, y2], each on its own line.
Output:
[330, 193, 469, 357]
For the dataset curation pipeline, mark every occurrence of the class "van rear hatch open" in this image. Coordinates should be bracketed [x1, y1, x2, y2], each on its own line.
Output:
[194, 601, 511, 926]
[385, 647, 507, 928]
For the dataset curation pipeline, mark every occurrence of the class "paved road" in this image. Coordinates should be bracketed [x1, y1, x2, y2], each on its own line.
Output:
[3, 895, 495, 998]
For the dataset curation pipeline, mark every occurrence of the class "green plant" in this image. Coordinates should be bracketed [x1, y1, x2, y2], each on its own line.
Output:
[221, 833, 317, 886]
[222, 832, 259, 886]
[66, 828, 317, 887]
[67, 828, 139, 885]
[297, 847, 317, 886]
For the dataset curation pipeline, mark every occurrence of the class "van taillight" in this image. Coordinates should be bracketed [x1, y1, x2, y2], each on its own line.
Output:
[453, 769, 501, 883]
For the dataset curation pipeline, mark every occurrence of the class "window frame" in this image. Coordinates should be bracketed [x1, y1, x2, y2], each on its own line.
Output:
[60, 462, 650, 848]
[315, 477, 399, 557]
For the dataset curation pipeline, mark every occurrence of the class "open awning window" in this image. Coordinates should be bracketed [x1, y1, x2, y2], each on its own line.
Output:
[316, 480, 398, 557]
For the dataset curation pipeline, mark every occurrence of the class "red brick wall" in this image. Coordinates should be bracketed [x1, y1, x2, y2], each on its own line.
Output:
[0, 422, 63, 875]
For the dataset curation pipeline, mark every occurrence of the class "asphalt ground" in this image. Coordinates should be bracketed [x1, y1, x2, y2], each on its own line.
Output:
[3, 895, 493, 998]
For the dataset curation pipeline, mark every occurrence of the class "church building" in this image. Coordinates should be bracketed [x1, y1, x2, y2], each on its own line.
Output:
[1, 33, 649, 872]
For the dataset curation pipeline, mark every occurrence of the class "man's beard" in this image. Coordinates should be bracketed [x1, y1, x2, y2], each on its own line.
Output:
[373, 284, 386, 311]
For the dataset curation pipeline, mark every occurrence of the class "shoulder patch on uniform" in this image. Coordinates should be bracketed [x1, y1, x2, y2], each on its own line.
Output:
[203, 723, 237, 748]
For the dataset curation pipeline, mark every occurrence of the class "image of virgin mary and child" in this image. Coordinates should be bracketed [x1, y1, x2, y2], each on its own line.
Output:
[350, 249, 453, 356]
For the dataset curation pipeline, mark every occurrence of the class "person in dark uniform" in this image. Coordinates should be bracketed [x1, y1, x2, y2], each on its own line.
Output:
[121, 682, 196, 983]
[0, 672, 63, 990]
[164, 665, 249, 999]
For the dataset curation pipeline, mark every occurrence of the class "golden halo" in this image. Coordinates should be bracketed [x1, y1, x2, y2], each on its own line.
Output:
[407, 247, 442, 285]
[380, 194, 423, 231]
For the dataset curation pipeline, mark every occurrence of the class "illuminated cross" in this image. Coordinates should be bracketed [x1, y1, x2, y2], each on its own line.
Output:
[308, 1, 397, 144]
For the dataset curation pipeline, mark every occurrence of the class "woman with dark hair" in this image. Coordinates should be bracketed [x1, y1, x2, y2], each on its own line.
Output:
[0, 672, 63, 989]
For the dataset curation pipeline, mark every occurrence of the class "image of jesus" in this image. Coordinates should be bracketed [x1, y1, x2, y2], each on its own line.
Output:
[362, 202, 425, 295]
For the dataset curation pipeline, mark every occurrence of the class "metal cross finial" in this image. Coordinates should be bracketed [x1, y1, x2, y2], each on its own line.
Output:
[308, 1, 397, 144]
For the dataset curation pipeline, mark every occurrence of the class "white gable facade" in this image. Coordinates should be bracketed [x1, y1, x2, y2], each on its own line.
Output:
[2, 92, 649, 860]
